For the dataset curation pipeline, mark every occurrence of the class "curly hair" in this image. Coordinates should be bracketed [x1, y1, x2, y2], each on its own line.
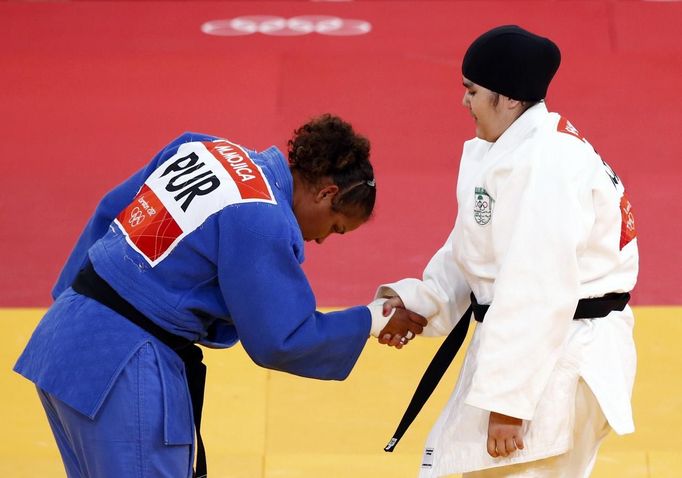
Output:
[288, 114, 375, 219]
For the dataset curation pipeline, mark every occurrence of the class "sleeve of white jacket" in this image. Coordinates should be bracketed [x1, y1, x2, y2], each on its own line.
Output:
[373, 228, 472, 337]
[464, 143, 591, 420]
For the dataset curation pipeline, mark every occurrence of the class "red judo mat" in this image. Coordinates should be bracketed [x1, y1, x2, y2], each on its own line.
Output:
[1, 1, 681, 307]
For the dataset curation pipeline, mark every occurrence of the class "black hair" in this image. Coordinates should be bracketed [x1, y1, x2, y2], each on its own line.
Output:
[288, 114, 375, 219]
[490, 92, 540, 117]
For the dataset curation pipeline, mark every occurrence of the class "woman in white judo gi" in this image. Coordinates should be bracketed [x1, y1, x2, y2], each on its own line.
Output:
[372, 25, 639, 477]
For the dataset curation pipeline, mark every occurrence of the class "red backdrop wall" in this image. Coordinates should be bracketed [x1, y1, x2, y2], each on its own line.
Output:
[2, 1, 680, 306]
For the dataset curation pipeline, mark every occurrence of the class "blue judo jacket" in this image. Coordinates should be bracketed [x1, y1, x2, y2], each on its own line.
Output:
[15, 133, 371, 444]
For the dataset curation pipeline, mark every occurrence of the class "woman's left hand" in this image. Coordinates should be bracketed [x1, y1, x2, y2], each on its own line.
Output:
[487, 411, 524, 457]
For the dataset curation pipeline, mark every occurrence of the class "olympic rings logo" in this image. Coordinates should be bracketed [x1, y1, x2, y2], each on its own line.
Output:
[128, 207, 146, 227]
[201, 15, 372, 37]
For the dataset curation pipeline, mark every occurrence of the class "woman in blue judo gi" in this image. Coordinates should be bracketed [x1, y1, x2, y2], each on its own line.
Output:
[15, 114, 426, 478]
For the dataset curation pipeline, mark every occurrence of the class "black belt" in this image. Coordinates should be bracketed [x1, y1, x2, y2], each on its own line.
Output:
[72, 262, 208, 478]
[383, 291, 630, 453]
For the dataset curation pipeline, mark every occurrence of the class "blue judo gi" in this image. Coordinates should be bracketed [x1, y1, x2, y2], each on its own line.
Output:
[14, 133, 372, 477]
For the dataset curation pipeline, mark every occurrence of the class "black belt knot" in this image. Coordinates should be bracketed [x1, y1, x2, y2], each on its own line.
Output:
[383, 290, 630, 453]
[72, 262, 208, 478]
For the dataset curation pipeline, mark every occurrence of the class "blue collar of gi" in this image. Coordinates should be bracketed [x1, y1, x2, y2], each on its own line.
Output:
[257, 146, 294, 207]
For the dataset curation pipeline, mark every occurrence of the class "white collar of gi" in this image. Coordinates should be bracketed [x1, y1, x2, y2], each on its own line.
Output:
[488, 102, 549, 157]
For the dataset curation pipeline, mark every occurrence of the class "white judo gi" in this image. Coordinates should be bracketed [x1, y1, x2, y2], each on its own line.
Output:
[373, 103, 638, 476]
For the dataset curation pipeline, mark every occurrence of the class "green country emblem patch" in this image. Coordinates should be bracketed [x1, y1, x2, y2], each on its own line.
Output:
[474, 187, 493, 226]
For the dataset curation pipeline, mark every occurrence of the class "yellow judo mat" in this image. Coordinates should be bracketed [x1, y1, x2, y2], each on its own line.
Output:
[2, 306, 680, 478]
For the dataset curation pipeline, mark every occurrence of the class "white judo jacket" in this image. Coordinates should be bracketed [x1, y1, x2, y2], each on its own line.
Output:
[374, 103, 638, 475]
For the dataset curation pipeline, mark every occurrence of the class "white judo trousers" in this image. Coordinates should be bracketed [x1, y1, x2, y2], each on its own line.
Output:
[463, 379, 610, 478]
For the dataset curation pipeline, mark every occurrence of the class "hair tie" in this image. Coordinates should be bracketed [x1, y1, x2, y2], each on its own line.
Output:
[366, 178, 376, 187]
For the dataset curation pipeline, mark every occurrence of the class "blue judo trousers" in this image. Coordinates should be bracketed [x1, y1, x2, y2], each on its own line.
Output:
[15, 133, 372, 477]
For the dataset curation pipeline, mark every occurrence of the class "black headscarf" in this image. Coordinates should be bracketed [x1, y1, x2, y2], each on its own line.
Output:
[462, 25, 561, 101]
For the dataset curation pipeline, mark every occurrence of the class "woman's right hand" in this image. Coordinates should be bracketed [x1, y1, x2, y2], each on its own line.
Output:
[378, 298, 427, 348]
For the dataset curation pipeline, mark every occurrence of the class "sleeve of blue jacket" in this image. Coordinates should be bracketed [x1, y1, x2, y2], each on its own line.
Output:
[52, 132, 218, 299]
[217, 210, 371, 381]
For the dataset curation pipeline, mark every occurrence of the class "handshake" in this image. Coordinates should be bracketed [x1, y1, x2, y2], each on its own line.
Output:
[371, 296, 427, 349]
